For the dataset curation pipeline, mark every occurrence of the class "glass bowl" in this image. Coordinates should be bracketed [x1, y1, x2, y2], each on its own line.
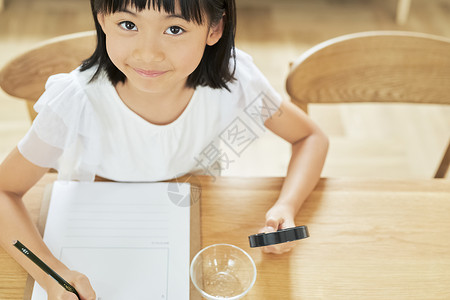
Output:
[190, 244, 257, 300]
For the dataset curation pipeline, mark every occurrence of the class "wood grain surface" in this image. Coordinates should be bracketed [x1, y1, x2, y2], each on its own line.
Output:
[1, 174, 449, 299]
[287, 31, 450, 106]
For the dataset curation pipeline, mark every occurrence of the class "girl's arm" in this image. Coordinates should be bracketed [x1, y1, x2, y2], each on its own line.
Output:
[261, 100, 329, 254]
[0, 148, 96, 299]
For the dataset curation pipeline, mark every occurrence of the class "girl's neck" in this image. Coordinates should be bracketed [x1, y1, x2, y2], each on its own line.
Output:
[115, 80, 195, 126]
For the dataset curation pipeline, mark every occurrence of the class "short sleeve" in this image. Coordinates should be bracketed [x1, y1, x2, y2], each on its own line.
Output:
[228, 49, 283, 128]
[17, 70, 101, 181]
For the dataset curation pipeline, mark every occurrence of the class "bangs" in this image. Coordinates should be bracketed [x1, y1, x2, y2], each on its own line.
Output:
[95, 0, 205, 24]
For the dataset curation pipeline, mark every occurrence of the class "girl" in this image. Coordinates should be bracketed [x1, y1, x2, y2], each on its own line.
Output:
[0, 0, 328, 299]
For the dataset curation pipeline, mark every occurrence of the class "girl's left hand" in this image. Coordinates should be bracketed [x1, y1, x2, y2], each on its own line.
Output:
[258, 203, 296, 254]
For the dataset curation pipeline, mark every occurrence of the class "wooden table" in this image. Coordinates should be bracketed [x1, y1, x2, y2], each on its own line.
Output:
[1, 174, 450, 299]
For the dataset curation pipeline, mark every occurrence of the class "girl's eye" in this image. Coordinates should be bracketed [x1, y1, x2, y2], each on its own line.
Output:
[165, 26, 184, 36]
[119, 21, 137, 31]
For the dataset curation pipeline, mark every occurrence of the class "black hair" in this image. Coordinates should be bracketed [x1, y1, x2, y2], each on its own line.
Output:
[80, 0, 236, 90]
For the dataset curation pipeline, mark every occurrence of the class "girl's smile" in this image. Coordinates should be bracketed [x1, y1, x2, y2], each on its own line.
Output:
[133, 68, 168, 78]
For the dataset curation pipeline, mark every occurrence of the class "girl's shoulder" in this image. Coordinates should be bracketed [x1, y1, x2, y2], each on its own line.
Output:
[33, 66, 107, 123]
[36, 66, 93, 106]
[230, 48, 276, 92]
[227, 48, 282, 103]
[215, 48, 282, 128]
[28, 66, 102, 156]
[233, 48, 257, 77]
[42, 65, 103, 96]
[17, 66, 104, 180]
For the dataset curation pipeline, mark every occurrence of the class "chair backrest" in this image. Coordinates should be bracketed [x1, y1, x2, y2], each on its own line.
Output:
[286, 31, 450, 178]
[0, 31, 97, 121]
[286, 31, 450, 112]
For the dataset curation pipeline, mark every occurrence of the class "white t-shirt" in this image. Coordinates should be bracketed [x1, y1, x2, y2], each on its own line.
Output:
[18, 49, 282, 182]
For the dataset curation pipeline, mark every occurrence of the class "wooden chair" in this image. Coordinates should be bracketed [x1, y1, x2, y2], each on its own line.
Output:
[0, 30, 96, 121]
[286, 31, 450, 178]
[396, 0, 412, 25]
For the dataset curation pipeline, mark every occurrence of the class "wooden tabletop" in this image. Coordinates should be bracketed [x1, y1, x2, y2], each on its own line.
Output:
[1, 174, 450, 299]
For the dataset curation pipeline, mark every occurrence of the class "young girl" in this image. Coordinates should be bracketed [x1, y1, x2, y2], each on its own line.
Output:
[0, 0, 328, 298]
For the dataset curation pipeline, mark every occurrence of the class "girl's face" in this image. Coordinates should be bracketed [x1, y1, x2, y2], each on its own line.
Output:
[98, 5, 223, 95]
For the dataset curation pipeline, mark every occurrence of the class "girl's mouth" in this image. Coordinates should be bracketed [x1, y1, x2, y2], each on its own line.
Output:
[134, 68, 168, 78]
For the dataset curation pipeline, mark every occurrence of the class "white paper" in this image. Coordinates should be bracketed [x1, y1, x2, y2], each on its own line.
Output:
[31, 181, 191, 300]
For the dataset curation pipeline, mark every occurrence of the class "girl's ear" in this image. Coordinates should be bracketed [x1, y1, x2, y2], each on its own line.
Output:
[97, 13, 106, 31]
[206, 17, 225, 46]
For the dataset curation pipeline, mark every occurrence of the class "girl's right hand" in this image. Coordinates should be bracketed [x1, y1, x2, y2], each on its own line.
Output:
[46, 270, 96, 300]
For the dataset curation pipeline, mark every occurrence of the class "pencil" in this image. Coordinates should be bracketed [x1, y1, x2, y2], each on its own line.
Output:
[13, 240, 80, 299]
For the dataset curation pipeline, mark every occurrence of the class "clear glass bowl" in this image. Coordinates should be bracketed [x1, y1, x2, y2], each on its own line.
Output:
[190, 244, 257, 300]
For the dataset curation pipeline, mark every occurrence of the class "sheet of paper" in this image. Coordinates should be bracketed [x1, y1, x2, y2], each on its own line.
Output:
[31, 181, 191, 300]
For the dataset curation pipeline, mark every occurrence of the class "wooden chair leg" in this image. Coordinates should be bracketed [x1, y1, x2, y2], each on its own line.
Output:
[396, 0, 411, 25]
[435, 140, 450, 178]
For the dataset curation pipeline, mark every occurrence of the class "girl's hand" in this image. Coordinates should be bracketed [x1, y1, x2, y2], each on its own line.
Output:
[46, 270, 96, 300]
[259, 203, 296, 254]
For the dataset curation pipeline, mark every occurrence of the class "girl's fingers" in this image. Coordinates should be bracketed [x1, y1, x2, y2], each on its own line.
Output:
[260, 218, 296, 254]
[57, 292, 79, 300]
[262, 241, 294, 254]
[265, 218, 281, 231]
[71, 272, 96, 300]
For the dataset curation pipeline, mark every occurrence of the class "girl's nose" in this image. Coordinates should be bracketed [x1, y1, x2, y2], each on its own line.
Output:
[133, 36, 165, 63]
